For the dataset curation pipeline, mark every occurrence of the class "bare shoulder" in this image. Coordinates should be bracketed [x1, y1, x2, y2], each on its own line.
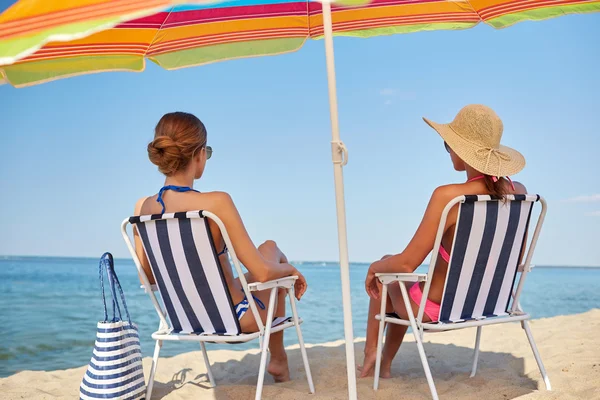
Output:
[432, 184, 466, 204]
[191, 191, 234, 210]
[511, 180, 527, 194]
[134, 197, 149, 215]
[199, 191, 232, 203]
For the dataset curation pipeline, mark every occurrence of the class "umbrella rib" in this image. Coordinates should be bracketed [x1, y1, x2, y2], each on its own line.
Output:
[145, 6, 175, 59]
[463, 0, 484, 23]
[306, 0, 312, 39]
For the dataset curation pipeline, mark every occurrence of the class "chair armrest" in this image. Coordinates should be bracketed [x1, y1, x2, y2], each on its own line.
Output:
[517, 264, 535, 272]
[376, 273, 427, 285]
[141, 284, 159, 293]
[248, 276, 298, 291]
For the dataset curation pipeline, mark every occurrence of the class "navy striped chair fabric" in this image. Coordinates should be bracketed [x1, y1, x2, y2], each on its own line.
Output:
[373, 194, 551, 398]
[130, 211, 241, 335]
[124, 210, 316, 400]
[439, 194, 538, 323]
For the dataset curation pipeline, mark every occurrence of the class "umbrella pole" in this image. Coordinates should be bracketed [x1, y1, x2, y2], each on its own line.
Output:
[321, 2, 357, 399]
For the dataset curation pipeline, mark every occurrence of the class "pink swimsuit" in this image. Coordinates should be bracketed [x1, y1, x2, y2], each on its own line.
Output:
[408, 175, 515, 322]
[409, 282, 441, 322]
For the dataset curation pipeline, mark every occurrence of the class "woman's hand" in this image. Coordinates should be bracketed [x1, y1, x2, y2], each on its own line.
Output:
[291, 267, 308, 300]
[365, 262, 382, 300]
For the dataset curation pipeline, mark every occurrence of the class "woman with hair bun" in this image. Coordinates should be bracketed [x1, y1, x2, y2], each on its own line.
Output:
[134, 112, 306, 382]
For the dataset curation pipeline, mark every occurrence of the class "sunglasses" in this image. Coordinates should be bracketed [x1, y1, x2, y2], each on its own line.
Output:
[205, 145, 213, 160]
[444, 142, 451, 153]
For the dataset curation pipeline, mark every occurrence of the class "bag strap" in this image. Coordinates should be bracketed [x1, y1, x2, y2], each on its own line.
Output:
[99, 252, 132, 324]
[99, 253, 113, 322]
[108, 256, 132, 324]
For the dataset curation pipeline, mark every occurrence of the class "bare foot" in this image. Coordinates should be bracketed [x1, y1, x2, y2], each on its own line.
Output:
[357, 352, 392, 379]
[379, 363, 392, 379]
[358, 351, 377, 378]
[268, 356, 290, 383]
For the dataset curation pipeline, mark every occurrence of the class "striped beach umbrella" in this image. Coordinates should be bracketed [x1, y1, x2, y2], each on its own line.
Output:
[1, 1, 598, 399]
[2, 0, 599, 87]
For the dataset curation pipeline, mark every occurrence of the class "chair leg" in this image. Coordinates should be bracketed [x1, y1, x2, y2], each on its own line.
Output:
[522, 320, 552, 391]
[146, 339, 162, 400]
[373, 283, 388, 390]
[288, 288, 315, 394]
[398, 284, 439, 400]
[255, 288, 278, 400]
[470, 327, 482, 378]
[200, 342, 216, 387]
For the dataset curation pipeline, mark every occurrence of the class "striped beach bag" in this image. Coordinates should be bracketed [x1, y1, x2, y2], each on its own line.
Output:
[80, 253, 146, 400]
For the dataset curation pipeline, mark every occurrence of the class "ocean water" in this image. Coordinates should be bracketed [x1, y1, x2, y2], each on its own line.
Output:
[1, 256, 599, 378]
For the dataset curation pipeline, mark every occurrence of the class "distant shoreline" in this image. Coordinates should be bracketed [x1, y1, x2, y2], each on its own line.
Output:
[1, 255, 599, 269]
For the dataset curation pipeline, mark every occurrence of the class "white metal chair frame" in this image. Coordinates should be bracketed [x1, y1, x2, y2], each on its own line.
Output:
[373, 195, 551, 399]
[121, 210, 314, 400]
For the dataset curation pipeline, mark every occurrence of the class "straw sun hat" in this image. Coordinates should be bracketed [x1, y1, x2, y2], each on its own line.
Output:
[423, 104, 525, 177]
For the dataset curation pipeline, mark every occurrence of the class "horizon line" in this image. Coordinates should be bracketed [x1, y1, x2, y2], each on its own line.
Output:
[1, 254, 599, 269]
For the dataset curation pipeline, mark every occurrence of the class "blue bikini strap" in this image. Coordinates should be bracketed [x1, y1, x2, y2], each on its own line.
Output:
[156, 185, 199, 213]
[252, 295, 266, 310]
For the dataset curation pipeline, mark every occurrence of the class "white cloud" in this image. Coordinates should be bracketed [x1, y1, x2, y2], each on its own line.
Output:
[379, 88, 396, 96]
[379, 88, 416, 106]
[585, 211, 600, 217]
[562, 194, 600, 203]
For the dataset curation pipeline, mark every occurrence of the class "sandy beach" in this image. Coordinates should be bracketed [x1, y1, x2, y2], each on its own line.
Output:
[2, 309, 599, 400]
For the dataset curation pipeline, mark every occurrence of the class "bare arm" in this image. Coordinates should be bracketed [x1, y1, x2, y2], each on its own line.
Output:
[133, 197, 155, 285]
[209, 192, 297, 283]
[365, 186, 457, 299]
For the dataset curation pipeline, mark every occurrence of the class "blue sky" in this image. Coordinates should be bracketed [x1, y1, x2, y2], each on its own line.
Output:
[1, 14, 599, 266]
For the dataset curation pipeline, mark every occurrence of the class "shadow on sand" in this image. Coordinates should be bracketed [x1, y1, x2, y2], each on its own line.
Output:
[148, 338, 539, 400]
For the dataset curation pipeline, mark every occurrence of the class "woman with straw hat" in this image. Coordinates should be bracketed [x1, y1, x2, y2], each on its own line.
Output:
[359, 104, 528, 378]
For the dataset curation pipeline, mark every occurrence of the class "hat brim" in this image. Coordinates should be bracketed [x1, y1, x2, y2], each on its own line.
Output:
[423, 117, 525, 177]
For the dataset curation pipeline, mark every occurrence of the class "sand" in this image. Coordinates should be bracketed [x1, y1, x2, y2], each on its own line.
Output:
[2, 309, 599, 400]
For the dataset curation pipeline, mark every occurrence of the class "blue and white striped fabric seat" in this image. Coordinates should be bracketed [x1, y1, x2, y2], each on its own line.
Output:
[372, 194, 551, 398]
[123, 210, 315, 400]
[438, 194, 539, 324]
[130, 211, 241, 336]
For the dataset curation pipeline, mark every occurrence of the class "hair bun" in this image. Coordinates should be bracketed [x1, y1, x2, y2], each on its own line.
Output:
[148, 112, 208, 176]
[147, 135, 183, 175]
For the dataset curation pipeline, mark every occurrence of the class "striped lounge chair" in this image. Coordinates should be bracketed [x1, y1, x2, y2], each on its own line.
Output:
[121, 210, 314, 400]
[373, 194, 551, 399]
